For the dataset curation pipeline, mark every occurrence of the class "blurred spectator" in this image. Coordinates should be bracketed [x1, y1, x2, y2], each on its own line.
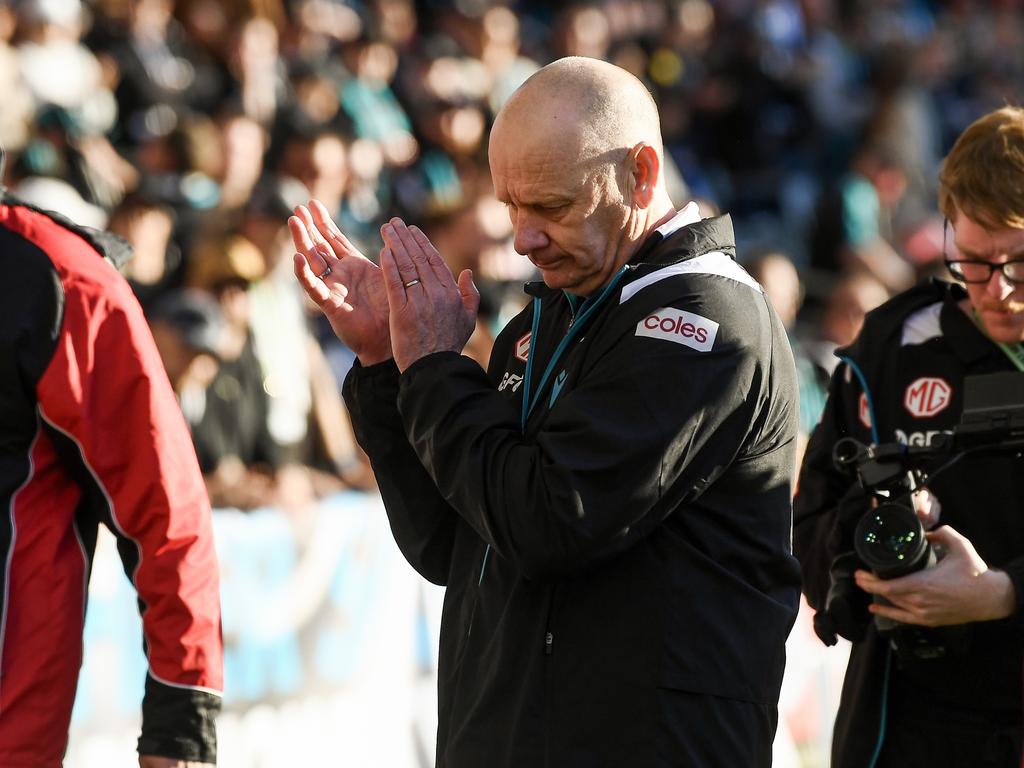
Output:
[803, 271, 890, 380]
[225, 15, 289, 127]
[243, 179, 375, 489]
[0, 0, 33, 152]
[107, 192, 181, 309]
[148, 288, 225, 420]
[215, 110, 269, 212]
[183, 232, 292, 510]
[16, 0, 117, 136]
[92, 0, 225, 148]
[809, 142, 916, 292]
[746, 250, 827, 466]
[339, 36, 418, 167]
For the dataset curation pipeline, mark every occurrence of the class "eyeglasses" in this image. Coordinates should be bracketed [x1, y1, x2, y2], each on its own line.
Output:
[945, 259, 1024, 284]
[943, 219, 1024, 284]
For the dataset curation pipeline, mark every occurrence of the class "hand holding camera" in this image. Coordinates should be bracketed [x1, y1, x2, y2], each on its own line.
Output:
[853, 524, 1016, 627]
[815, 371, 1024, 656]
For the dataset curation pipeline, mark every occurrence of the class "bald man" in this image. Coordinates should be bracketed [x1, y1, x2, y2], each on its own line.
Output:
[290, 57, 801, 767]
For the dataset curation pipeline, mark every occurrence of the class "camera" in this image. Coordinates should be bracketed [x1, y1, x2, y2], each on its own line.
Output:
[814, 371, 1024, 658]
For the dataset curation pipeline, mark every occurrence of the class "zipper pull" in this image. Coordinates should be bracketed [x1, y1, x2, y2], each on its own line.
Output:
[544, 631, 554, 655]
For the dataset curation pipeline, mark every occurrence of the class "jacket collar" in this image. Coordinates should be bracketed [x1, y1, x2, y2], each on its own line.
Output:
[523, 204, 736, 297]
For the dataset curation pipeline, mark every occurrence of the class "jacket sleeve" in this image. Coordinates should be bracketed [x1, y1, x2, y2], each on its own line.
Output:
[343, 359, 459, 585]
[36, 273, 223, 762]
[395, 313, 784, 581]
[792, 363, 872, 611]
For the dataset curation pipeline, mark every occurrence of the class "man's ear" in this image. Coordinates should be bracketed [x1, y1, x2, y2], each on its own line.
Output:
[627, 142, 660, 209]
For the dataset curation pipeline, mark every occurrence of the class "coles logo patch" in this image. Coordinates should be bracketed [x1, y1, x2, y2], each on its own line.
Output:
[635, 307, 719, 352]
[858, 393, 872, 430]
[515, 332, 531, 362]
[903, 377, 952, 418]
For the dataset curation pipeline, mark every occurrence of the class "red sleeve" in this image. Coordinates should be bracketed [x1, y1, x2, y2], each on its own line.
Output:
[36, 262, 223, 758]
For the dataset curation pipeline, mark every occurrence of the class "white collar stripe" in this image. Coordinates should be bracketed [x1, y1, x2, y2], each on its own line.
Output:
[900, 302, 943, 346]
[620, 251, 763, 304]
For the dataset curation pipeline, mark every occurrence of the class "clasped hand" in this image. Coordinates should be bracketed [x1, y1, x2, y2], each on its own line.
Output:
[290, 201, 479, 371]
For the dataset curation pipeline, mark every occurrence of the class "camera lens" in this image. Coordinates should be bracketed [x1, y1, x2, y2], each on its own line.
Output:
[854, 503, 931, 579]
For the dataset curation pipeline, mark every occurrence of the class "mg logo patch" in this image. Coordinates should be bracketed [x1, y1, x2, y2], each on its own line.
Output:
[515, 332, 531, 362]
[903, 377, 951, 418]
[635, 307, 718, 352]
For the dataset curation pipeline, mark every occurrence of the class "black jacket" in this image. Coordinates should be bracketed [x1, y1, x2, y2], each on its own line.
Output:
[345, 214, 801, 767]
[794, 279, 1024, 768]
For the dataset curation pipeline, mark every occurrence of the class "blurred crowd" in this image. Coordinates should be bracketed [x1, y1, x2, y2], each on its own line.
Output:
[3, 0, 1024, 508]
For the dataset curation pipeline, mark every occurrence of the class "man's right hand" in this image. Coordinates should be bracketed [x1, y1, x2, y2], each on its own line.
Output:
[289, 200, 392, 365]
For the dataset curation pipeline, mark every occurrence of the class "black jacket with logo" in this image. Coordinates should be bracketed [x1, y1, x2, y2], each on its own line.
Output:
[345, 214, 801, 767]
[794, 279, 1024, 767]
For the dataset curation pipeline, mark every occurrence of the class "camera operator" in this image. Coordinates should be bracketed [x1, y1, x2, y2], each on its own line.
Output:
[794, 107, 1024, 768]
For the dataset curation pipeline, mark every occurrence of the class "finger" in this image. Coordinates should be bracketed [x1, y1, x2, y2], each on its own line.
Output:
[925, 525, 963, 548]
[295, 204, 337, 270]
[379, 246, 409, 310]
[381, 220, 422, 286]
[853, 570, 889, 597]
[409, 225, 458, 288]
[289, 213, 333, 275]
[868, 602, 926, 626]
[293, 253, 352, 311]
[295, 204, 329, 249]
[458, 268, 480, 316]
[911, 487, 941, 525]
[310, 199, 365, 260]
[288, 213, 314, 252]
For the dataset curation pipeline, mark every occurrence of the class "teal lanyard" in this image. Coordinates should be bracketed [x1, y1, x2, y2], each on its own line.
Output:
[999, 341, 1024, 371]
[520, 267, 629, 431]
[971, 309, 1024, 371]
[480, 267, 629, 586]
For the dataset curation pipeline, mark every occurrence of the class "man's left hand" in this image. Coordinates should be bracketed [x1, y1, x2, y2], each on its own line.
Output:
[854, 525, 1017, 627]
[139, 757, 214, 768]
[379, 218, 479, 372]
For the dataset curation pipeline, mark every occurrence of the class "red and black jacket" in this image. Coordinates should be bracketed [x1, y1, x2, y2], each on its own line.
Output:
[0, 194, 223, 766]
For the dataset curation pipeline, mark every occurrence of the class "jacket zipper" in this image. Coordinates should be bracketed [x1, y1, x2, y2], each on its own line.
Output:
[543, 585, 558, 656]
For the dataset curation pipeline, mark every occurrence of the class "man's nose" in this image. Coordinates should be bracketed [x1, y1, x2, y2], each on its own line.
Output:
[985, 265, 1014, 299]
[512, 213, 549, 256]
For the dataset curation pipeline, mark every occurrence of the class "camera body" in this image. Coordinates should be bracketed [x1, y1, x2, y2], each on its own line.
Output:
[814, 371, 1024, 658]
[816, 443, 949, 658]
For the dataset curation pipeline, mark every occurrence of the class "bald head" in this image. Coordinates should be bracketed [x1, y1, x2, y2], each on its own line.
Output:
[491, 57, 664, 168]
[487, 57, 676, 297]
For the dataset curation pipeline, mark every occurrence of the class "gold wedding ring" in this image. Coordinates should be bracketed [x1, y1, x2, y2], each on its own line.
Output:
[404, 278, 421, 288]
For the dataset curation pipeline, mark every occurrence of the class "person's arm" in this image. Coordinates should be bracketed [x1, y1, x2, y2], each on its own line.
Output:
[397, 337, 766, 579]
[854, 525, 1020, 626]
[378, 218, 783, 579]
[343, 358, 459, 585]
[793, 363, 870, 611]
[36, 275, 222, 764]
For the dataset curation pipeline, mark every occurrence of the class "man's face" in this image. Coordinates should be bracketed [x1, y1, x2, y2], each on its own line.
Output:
[949, 208, 1024, 344]
[489, 135, 632, 297]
